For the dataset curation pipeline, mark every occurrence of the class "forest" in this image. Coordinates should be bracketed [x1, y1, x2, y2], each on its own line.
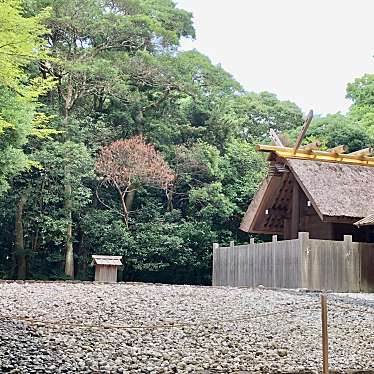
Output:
[0, 0, 374, 284]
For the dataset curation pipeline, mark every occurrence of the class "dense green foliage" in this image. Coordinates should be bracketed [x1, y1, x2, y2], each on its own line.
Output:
[0, 0, 373, 283]
[0, 0, 55, 194]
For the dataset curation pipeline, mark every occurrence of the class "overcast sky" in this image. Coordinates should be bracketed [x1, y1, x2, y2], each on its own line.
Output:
[176, 0, 374, 115]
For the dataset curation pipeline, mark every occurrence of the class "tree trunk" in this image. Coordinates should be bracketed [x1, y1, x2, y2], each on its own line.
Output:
[59, 78, 80, 279]
[116, 186, 129, 228]
[134, 110, 144, 135]
[76, 225, 87, 279]
[166, 189, 174, 212]
[15, 191, 28, 279]
[125, 189, 135, 213]
[63, 99, 74, 278]
[64, 165, 74, 278]
[120, 195, 129, 228]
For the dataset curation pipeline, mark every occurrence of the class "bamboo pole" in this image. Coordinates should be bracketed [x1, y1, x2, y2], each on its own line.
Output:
[321, 294, 329, 374]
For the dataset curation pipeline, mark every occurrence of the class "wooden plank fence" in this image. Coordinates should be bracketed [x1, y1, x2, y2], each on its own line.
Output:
[212, 232, 374, 292]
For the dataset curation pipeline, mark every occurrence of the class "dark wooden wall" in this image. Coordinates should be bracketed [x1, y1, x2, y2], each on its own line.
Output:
[283, 181, 373, 243]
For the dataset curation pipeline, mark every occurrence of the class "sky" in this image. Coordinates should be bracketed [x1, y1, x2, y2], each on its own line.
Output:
[176, 0, 374, 115]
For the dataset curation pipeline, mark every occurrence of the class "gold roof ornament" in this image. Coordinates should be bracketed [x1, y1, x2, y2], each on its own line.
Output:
[259, 110, 374, 167]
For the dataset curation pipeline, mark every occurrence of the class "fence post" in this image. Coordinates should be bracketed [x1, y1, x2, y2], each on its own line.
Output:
[321, 294, 329, 374]
[229, 241, 236, 286]
[212, 243, 219, 286]
[250, 237, 255, 245]
[343, 235, 352, 245]
[298, 231, 310, 240]
[272, 235, 278, 242]
[299, 232, 310, 289]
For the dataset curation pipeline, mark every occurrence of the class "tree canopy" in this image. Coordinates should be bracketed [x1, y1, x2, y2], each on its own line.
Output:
[0, 0, 55, 195]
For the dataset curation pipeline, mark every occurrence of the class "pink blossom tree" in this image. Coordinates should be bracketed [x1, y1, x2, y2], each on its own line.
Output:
[96, 136, 175, 227]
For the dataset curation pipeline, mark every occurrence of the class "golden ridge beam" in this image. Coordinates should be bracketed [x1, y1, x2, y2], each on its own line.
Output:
[256, 144, 374, 167]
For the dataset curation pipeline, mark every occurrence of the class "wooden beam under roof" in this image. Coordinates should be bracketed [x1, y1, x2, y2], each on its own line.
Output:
[256, 144, 374, 167]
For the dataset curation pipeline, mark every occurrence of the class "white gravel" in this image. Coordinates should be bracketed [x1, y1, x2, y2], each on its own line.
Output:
[0, 282, 373, 373]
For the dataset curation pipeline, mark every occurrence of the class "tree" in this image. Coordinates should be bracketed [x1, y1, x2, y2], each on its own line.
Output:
[0, 0, 49, 95]
[218, 92, 304, 142]
[96, 136, 175, 227]
[289, 113, 373, 152]
[345, 74, 374, 139]
[346, 74, 374, 107]
[0, 0, 57, 279]
[0, 0, 54, 194]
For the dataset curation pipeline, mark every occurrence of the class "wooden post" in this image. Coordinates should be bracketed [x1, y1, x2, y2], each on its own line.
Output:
[269, 128, 285, 147]
[293, 109, 313, 154]
[343, 235, 352, 245]
[250, 237, 255, 244]
[298, 231, 310, 240]
[272, 235, 278, 242]
[212, 243, 219, 286]
[321, 294, 329, 374]
[230, 240, 234, 249]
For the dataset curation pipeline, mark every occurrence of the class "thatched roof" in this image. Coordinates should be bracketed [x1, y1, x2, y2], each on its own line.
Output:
[355, 213, 374, 227]
[92, 255, 122, 266]
[240, 157, 374, 234]
[287, 159, 374, 219]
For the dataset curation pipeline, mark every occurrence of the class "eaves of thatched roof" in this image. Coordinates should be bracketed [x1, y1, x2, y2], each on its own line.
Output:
[287, 159, 374, 219]
[354, 213, 374, 227]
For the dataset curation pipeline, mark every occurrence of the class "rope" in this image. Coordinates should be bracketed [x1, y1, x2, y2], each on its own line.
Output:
[328, 303, 374, 316]
[0, 302, 317, 332]
[3, 298, 370, 333]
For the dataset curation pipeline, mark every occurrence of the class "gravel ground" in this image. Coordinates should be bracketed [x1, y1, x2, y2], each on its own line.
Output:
[0, 282, 373, 373]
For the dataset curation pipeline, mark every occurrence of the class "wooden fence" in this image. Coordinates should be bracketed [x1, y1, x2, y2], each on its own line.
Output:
[212, 232, 374, 292]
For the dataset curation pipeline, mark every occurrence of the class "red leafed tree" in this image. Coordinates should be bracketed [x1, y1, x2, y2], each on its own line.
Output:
[95, 136, 175, 227]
